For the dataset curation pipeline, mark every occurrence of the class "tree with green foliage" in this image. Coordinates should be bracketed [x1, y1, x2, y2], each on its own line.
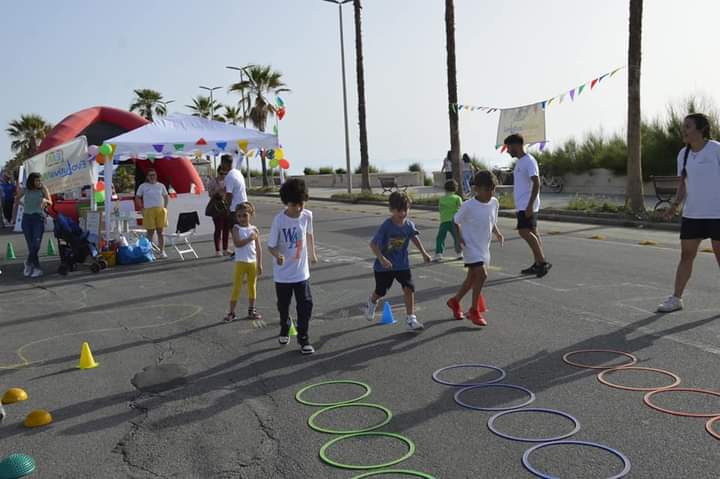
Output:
[4, 114, 53, 174]
[129, 89, 167, 121]
[186, 96, 223, 121]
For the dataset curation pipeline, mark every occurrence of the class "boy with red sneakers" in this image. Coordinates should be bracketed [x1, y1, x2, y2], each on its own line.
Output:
[446, 170, 504, 326]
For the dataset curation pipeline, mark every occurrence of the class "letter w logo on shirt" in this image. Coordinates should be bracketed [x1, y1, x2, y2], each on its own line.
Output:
[282, 227, 299, 248]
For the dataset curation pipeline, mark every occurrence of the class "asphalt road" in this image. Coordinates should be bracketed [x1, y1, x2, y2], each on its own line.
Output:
[0, 197, 718, 478]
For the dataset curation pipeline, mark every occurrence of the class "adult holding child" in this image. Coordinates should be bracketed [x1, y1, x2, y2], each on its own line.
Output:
[657, 113, 720, 313]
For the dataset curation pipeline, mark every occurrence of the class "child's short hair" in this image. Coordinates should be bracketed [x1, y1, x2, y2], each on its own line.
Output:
[388, 191, 411, 211]
[444, 179, 458, 192]
[473, 170, 497, 190]
[236, 201, 255, 216]
[279, 178, 309, 205]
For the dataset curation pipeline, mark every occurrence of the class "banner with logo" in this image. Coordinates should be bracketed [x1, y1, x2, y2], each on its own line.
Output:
[24, 136, 90, 194]
[496, 104, 546, 147]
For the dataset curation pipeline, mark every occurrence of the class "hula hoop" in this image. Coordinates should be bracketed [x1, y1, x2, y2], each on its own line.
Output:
[454, 384, 535, 412]
[432, 363, 507, 387]
[597, 366, 681, 392]
[706, 416, 720, 440]
[319, 432, 415, 470]
[522, 440, 631, 479]
[295, 380, 371, 407]
[562, 349, 637, 370]
[351, 470, 436, 479]
[487, 407, 581, 443]
[643, 387, 720, 418]
[308, 403, 392, 434]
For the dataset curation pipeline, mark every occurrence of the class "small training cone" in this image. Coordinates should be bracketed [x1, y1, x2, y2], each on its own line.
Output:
[288, 320, 298, 337]
[0, 453, 36, 478]
[5, 242, 16, 260]
[78, 342, 99, 369]
[476, 293, 487, 313]
[47, 239, 56, 256]
[380, 302, 396, 325]
[2, 388, 28, 405]
[24, 410, 52, 428]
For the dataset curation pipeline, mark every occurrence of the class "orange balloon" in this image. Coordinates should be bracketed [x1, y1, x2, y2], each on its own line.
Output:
[96, 153, 106, 165]
[95, 181, 105, 190]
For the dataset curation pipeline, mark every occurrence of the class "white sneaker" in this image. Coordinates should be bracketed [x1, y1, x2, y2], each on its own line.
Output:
[456, 252, 464, 260]
[30, 268, 43, 278]
[23, 261, 32, 277]
[657, 295, 683, 313]
[365, 298, 377, 321]
[159, 251, 168, 259]
[433, 253, 443, 262]
[406, 314, 424, 330]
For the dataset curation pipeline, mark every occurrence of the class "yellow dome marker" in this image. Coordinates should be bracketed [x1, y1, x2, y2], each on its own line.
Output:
[701, 247, 713, 253]
[639, 240, 657, 245]
[2, 388, 28, 405]
[589, 234, 607, 240]
[24, 410, 52, 428]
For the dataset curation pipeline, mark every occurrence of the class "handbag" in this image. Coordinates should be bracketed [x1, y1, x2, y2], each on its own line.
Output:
[205, 196, 228, 217]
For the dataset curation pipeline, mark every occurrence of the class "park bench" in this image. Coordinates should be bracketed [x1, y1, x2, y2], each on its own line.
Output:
[378, 176, 408, 194]
[650, 175, 681, 211]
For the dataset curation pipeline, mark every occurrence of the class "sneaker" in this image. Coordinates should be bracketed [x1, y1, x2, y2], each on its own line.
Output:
[521, 264, 538, 275]
[278, 335, 290, 345]
[467, 308, 487, 326]
[365, 298, 378, 321]
[406, 314, 424, 330]
[215, 251, 223, 257]
[159, 251, 168, 259]
[30, 268, 43, 278]
[535, 262, 552, 278]
[23, 261, 32, 277]
[299, 337, 315, 355]
[433, 253, 443, 262]
[456, 252, 464, 260]
[657, 295, 683, 313]
[446, 297, 464, 320]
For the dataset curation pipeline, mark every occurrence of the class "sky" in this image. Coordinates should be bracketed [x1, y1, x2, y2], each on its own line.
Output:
[2, 0, 720, 175]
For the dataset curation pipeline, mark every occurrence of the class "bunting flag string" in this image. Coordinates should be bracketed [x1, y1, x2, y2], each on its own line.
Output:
[451, 66, 624, 114]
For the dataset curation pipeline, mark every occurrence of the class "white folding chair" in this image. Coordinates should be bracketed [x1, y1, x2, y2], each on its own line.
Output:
[163, 212, 200, 260]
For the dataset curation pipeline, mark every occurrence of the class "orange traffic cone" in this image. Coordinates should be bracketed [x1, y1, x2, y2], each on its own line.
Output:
[78, 342, 99, 369]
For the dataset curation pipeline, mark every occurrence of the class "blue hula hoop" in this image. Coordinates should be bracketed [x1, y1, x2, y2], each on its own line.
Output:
[522, 440, 631, 479]
[454, 383, 535, 411]
[432, 363, 507, 387]
[487, 408, 581, 443]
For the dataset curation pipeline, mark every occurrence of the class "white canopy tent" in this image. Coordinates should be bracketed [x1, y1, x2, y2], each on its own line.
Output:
[100, 113, 280, 241]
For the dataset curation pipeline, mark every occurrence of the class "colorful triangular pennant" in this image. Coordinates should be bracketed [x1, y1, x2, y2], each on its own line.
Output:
[569, 89, 575, 101]
[196, 138, 207, 146]
[590, 78, 599, 89]
[173, 144, 185, 152]
[578, 84, 586, 95]
[153, 144, 164, 153]
[216, 141, 227, 151]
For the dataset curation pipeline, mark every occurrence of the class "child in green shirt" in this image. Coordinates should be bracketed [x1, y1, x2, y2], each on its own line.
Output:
[434, 180, 463, 261]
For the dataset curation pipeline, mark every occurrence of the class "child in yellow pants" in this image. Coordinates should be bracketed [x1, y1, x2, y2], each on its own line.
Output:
[225, 202, 263, 321]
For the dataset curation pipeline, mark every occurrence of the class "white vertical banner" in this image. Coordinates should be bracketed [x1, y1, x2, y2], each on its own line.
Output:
[496, 104, 547, 146]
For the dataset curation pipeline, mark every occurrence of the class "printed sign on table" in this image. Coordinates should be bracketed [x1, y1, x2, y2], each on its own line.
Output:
[24, 136, 91, 195]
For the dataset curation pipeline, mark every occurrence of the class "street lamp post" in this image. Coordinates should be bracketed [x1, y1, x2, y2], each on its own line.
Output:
[322, 0, 353, 194]
[199, 86, 222, 118]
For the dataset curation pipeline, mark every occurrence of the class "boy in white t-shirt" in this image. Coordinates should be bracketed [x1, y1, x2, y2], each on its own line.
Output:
[267, 179, 319, 355]
[225, 202, 263, 322]
[446, 171, 504, 326]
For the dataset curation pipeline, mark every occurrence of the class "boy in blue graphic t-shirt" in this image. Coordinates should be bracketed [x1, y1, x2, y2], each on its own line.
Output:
[365, 192, 432, 330]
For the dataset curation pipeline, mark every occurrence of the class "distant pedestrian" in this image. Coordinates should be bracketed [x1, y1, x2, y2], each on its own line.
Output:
[462, 153, 475, 196]
[506, 134, 551, 277]
[13, 172, 52, 278]
[1, 173, 16, 228]
[441, 151, 453, 180]
[225, 202, 263, 321]
[206, 166, 231, 256]
[434, 179, 463, 261]
[658, 113, 720, 313]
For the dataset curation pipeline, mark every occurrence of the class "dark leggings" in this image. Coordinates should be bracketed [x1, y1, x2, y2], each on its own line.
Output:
[212, 215, 230, 252]
[276, 280, 313, 339]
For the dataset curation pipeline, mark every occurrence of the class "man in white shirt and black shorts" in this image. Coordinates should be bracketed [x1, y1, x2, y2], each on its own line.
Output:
[506, 134, 552, 277]
[221, 154, 248, 258]
[658, 113, 720, 313]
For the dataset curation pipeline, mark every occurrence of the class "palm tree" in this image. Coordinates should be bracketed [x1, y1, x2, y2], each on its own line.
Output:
[129, 89, 167, 121]
[229, 65, 290, 186]
[185, 96, 223, 121]
[6, 114, 52, 159]
[445, 0, 462, 187]
[625, 0, 644, 212]
[353, 0, 371, 192]
[222, 105, 243, 125]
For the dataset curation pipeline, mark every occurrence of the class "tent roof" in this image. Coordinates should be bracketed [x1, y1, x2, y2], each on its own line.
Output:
[104, 113, 279, 157]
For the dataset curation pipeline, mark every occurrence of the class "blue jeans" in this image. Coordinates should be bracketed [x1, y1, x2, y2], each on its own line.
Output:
[22, 213, 44, 268]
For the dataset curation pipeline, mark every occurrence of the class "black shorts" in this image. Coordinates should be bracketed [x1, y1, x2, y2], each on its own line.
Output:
[464, 261, 485, 268]
[680, 217, 720, 241]
[374, 270, 414, 297]
[516, 211, 538, 230]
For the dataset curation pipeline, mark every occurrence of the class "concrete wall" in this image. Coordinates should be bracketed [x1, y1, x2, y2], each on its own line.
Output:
[562, 169, 655, 195]
[291, 172, 422, 188]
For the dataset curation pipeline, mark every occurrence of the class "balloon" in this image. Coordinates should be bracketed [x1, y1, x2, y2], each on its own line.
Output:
[96, 153, 106, 165]
[267, 149, 275, 160]
[279, 159, 290, 170]
[277, 107, 286, 121]
[95, 181, 105, 191]
[88, 145, 99, 156]
[269, 158, 279, 168]
[275, 148, 285, 161]
[99, 144, 112, 156]
[94, 190, 105, 204]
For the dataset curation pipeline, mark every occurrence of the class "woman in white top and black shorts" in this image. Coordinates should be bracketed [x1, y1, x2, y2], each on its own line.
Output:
[657, 113, 720, 312]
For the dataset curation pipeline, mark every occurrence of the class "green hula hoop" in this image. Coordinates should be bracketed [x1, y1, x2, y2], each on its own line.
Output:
[309, 402, 392, 434]
[295, 380, 372, 407]
[351, 469, 436, 479]
[320, 432, 416, 470]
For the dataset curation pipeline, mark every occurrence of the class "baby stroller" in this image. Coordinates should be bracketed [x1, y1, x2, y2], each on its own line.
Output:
[54, 213, 107, 275]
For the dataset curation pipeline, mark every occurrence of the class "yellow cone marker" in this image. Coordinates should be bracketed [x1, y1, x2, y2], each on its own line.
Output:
[2, 388, 29, 405]
[24, 409, 52, 428]
[639, 240, 657, 246]
[78, 342, 99, 369]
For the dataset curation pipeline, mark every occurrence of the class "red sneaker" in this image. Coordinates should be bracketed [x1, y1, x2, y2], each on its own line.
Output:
[467, 308, 487, 326]
[446, 298, 464, 320]
[476, 293, 488, 313]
